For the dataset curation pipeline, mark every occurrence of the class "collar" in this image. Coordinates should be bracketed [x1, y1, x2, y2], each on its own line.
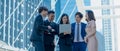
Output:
[76, 22, 81, 25]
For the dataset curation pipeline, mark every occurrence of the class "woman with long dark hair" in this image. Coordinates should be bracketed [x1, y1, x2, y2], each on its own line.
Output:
[84, 10, 98, 51]
[58, 13, 72, 51]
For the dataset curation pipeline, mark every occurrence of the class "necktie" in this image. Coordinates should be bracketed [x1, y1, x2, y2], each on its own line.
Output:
[77, 23, 79, 41]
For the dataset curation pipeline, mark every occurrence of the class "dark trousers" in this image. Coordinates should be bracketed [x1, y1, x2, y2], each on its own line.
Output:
[72, 42, 87, 51]
[32, 41, 44, 51]
[44, 44, 55, 51]
[59, 44, 72, 51]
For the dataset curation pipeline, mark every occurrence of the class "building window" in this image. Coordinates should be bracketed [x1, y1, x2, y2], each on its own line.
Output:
[17, 20, 20, 23]
[17, 28, 19, 31]
[0, 21, 1, 25]
[21, 21, 24, 24]
[101, 0, 110, 5]
[21, 4, 24, 8]
[84, 0, 91, 6]
[21, 13, 24, 16]
[102, 9, 110, 15]
[0, 32, 1, 35]
[21, 39, 23, 42]
[0, 12, 2, 15]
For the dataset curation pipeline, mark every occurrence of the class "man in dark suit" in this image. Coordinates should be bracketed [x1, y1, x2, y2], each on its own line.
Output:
[30, 6, 52, 51]
[71, 12, 87, 51]
[44, 11, 58, 51]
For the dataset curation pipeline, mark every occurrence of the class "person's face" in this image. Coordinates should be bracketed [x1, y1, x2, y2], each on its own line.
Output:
[42, 10, 48, 17]
[75, 15, 82, 23]
[48, 13, 55, 21]
[85, 13, 89, 21]
[62, 16, 68, 24]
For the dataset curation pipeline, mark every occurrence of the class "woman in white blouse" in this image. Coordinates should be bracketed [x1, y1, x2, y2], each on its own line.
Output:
[84, 10, 98, 51]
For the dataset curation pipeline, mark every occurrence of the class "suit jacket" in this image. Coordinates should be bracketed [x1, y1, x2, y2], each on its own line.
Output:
[44, 20, 58, 45]
[30, 14, 48, 42]
[71, 22, 87, 42]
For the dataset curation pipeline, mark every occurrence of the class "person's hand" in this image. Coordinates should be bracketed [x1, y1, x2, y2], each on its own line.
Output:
[51, 29, 55, 32]
[63, 32, 70, 35]
[84, 37, 88, 43]
[53, 41, 56, 46]
[48, 26, 52, 29]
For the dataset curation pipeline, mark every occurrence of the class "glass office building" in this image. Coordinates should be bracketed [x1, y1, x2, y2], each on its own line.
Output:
[0, 0, 51, 51]
[0, 0, 120, 51]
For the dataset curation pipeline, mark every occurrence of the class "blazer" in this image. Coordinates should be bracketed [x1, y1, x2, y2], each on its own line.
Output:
[71, 22, 87, 42]
[30, 14, 48, 42]
[44, 20, 58, 45]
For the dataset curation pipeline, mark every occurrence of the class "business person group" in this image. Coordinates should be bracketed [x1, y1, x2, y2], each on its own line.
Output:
[30, 6, 98, 51]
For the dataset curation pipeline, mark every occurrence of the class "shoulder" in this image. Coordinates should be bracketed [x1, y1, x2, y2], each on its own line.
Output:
[44, 20, 48, 24]
[37, 14, 42, 18]
[71, 23, 76, 27]
[53, 22, 57, 24]
[89, 20, 96, 27]
[89, 20, 95, 25]
[71, 22, 76, 25]
[90, 20, 95, 23]
[35, 15, 42, 20]
[44, 20, 48, 22]
[81, 22, 87, 26]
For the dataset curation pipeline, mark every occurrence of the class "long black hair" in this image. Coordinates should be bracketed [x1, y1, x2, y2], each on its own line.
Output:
[86, 10, 96, 22]
[60, 13, 70, 24]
